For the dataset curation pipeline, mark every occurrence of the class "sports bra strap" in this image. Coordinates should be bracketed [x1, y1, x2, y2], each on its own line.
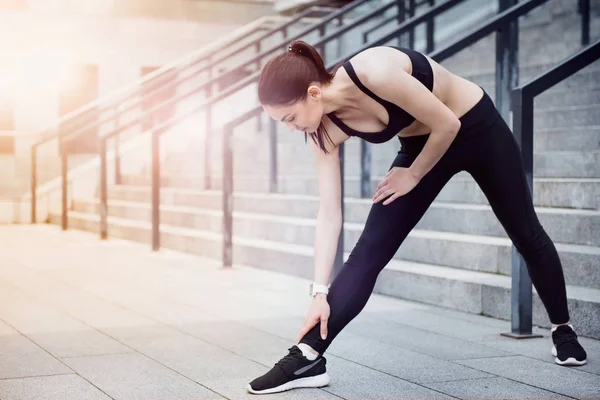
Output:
[342, 60, 394, 109]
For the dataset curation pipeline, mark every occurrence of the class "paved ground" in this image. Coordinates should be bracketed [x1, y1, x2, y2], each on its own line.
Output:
[0, 224, 598, 400]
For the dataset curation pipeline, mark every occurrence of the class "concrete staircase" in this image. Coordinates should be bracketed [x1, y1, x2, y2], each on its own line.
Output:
[49, 0, 600, 339]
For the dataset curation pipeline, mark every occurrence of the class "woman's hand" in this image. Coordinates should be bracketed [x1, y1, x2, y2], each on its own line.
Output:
[373, 167, 420, 205]
[297, 294, 330, 343]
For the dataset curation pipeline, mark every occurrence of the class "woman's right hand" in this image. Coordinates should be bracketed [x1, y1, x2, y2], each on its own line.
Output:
[297, 294, 330, 343]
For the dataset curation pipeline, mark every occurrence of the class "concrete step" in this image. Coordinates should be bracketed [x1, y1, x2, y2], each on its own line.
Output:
[245, 125, 600, 153]
[46, 209, 600, 340]
[469, 68, 600, 99]
[481, 85, 600, 109]
[532, 104, 600, 129]
[533, 126, 600, 152]
[462, 63, 600, 88]
[122, 172, 600, 210]
[532, 151, 600, 178]
[435, 175, 600, 210]
[72, 197, 600, 290]
[107, 186, 600, 247]
[234, 149, 600, 179]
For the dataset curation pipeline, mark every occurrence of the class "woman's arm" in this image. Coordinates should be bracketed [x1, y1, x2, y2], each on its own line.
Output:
[359, 53, 461, 181]
[309, 125, 347, 287]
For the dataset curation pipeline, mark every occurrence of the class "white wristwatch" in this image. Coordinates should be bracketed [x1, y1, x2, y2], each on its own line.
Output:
[309, 282, 329, 297]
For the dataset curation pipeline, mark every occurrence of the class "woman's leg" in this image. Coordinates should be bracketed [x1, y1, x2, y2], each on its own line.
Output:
[299, 148, 459, 355]
[466, 115, 570, 325]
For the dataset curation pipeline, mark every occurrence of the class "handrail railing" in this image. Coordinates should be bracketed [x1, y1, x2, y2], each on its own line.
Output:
[363, 0, 434, 50]
[58, 0, 402, 147]
[510, 38, 599, 336]
[348, 0, 549, 197]
[34, 18, 272, 145]
[88, 0, 419, 249]
[36, 6, 335, 148]
[30, 3, 345, 223]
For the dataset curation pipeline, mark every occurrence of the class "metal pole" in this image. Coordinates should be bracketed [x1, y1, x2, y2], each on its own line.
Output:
[397, 0, 406, 47]
[223, 125, 234, 268]
[408, 0, 415, 49]
[256, 42, 263, 133]
[360, 141, 371, 198]
[269, 118, 277, 193]
[205, 57, 212, 190]
[100, 138, 108, 240]
[151, 128, 160, 251]
[61, 141, 68, 231]
[495, 0, 519, 124]
[114, 105, 122, 185]
[332, 142, 345, 280]
[31, 145, 37, 223]
[426, 0, 435, 53]
[501, 88, 541, 339]
[580, 0, 590, 46]
[318, 25, 326, 55]
[205, 116, 212, 190]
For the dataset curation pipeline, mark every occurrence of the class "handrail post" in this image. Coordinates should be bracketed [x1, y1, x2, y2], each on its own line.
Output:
[255, 41, 263, 133]
[396, 0, 406, 47]
[426, 0, 435, 52]
[151, 126, 160, 251]
[317, 25, 326, 55]
[114, 105, 122, 185]
[360, 141, 371, 198]
[268, 118, 277, 193]
[500, 88, 541, 339]
[223, 124, 234, 268]
[205, 57, 213, 190]
[495, 0, 519, 124]
[408, 0, 415, 49]
[333, 142, 345, 280]
[31, 144, 37, 223]
[99, 138, 108, 240]
[580, 0, 590, 46]
[60, 140, 68, 231]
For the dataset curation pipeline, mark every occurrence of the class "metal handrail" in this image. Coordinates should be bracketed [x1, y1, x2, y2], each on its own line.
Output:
[512, 38, 600, 190]
[362, 0, 433, 42]
[31, 1, 362, 223]
[33, 7, 334, 147]
[66, 0, 402, 144]
[33, 20, 271, 146]
[509, 38, 599, 336]
[78, 0, 416, 242]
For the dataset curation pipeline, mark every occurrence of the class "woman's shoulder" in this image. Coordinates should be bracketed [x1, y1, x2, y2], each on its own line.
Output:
[347, 46, 411, 81]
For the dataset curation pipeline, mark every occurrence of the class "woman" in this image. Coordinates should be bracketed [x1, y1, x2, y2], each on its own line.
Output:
[246, 40, 588, 395]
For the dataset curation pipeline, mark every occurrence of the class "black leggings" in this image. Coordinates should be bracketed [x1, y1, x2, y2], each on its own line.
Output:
[299, 90, 570, 355]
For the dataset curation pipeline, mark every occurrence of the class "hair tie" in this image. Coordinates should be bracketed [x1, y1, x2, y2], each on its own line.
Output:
[288, 45, 301, 54]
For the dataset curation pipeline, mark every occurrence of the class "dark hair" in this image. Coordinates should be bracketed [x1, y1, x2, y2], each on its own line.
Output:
[258, 40, 343, 153]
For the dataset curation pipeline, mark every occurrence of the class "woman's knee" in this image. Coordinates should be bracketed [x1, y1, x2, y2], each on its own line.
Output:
[511, 225, 553, 259]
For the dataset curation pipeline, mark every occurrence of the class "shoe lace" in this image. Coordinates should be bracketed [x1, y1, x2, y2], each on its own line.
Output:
[554, 330, 579, 348]
[274, 347, 302, 370]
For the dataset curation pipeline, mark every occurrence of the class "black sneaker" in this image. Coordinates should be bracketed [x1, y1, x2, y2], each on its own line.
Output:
[246, 345, 330, 395]
[551, 325, 587, 366]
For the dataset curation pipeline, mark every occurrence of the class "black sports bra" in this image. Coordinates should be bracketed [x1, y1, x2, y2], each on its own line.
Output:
[326, 46, 434, 144]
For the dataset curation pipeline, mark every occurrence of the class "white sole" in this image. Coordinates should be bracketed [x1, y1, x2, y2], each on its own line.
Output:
[246, 372, 331, 395]
[551, 345, 587, 366]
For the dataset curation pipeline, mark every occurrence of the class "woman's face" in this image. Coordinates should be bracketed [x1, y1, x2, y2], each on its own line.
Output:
[262, 86, 324, 134]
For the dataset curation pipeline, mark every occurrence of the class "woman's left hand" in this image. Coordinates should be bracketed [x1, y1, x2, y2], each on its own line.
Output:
[373, 167, 420, 205]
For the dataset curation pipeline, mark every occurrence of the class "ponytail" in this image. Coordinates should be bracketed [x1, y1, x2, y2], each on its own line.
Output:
[288, 40, 334, 84]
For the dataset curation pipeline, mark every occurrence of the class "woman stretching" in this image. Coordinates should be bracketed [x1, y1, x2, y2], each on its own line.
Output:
[246, 40, 588, 395]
